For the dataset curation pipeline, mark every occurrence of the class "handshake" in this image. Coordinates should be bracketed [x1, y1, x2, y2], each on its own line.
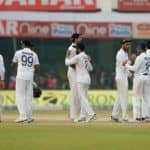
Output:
[123, 53, 136, 66]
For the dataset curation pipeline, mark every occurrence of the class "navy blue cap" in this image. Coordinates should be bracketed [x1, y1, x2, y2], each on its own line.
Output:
[139, 42, 146, 50]
[76, 43, 85, 50]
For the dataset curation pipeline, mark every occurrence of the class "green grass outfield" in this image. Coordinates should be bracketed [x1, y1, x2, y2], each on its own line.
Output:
[0, 110, 150, 150]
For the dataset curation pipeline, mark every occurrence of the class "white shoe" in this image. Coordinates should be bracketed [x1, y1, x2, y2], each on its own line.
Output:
[74, 117, 86, 123]
[111, 116, 120, 122]
[144, 118, 150, 122]
[15, 118, 27, 123]
[122, 119, 128, 123]
[27, 118, 34, 123]
[86, 114, 96, 122]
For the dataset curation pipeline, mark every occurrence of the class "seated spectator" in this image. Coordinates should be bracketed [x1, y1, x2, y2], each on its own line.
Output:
[42, 73, 57, 89]
[0, 80, 5, 89]
[47, 75, 57, 89]
[9, 75, 16, 89]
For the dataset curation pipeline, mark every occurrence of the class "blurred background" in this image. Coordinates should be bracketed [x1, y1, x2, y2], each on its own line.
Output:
[0, 0, 149, 109]
[0, 0, 150, 90]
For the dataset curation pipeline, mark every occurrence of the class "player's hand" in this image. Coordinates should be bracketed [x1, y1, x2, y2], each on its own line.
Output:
[122, 60, 128, 66]
[129, 53, 136, 62]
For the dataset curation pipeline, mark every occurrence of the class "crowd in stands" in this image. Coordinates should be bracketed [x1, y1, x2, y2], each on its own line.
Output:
[5, 69, 116, 90]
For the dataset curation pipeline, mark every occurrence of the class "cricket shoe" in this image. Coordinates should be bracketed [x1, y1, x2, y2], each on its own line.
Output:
[141, 117, 146, 121]
[15, 118, 27, 123]
[74, 117, 86, 123]
[86, 114, 96, 122]
[111, 116, 120, 123]
[144, 117, 150, 122]
[133, 118, 142, 123]
[27, 118, 34, 123]
[122, 119, 128, 123]
[136, 118, 141, 121]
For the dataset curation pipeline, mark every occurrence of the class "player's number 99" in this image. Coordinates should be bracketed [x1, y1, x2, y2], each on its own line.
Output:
[21, 55, 33, 67]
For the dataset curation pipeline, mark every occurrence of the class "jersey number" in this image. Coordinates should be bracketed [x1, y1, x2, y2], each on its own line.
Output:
[83, 56, 89, 69]
[21, 55, 33, 67]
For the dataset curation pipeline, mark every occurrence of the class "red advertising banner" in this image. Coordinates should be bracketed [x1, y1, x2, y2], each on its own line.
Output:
[0, 0, 97, 11]
[0, 20, 132, 39]
[117, 0, 150, 12]
[133, 23, 150, 39]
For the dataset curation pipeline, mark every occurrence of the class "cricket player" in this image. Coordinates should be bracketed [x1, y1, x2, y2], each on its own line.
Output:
[0, 54, 5, 122]
[65, 33, 82, 122]
[142, 40, 150, 121]
[125, 43, 146, 121]
[12, 40, 40, 123]
[111, 39, 132, 122]
[65, 43, 96, 122]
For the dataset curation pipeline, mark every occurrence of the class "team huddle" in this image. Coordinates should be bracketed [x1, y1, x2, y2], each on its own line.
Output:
[126, 43, 150, 122]
[112, 39, 150, 122]
[66, 34, 150, 123]
[0, 33, 150, 123]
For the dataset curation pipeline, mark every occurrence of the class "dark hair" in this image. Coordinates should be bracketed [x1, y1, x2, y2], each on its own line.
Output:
[21, 40, 33, 47]
[121, 39, 132, 45]
[76, 43, 85, 51]
[147, 40, 150, 49]
[139, 42, 146, 51]
[71, 33, 80, 42]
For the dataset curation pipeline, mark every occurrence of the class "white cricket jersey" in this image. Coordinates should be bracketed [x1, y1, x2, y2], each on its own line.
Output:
[65, 52, 93, 85]
[144, 49, 150, 76]
[68, 43, 76, 58]
[125, 53, 146, 76]
[12, 48, 39, 80]
[67, 43, 77, 70]
[0, 54, 5, 80]
[115, 48, 129, 79]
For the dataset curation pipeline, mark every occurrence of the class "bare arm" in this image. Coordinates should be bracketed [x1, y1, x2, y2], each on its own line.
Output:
[11, 62, 17, 69]
[34, 64, 40, 73]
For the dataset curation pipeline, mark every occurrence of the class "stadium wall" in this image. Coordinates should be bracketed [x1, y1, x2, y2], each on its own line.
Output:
[0, 90, 133, 110]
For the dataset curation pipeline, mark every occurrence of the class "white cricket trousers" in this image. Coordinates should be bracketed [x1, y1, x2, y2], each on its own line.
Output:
[132, 75, 145, 120]
[16, 78, 33, 119]
[77, 83, 95, 116]
[0, 95, 2, 121]
[143, 76, 150, 118]
[112, 78, 128, 120]
[67, 68, 80, 119]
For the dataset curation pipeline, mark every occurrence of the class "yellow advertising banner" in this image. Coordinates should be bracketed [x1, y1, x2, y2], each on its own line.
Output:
[133, 23, 150, 39]
[0, 90, 133, 107]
